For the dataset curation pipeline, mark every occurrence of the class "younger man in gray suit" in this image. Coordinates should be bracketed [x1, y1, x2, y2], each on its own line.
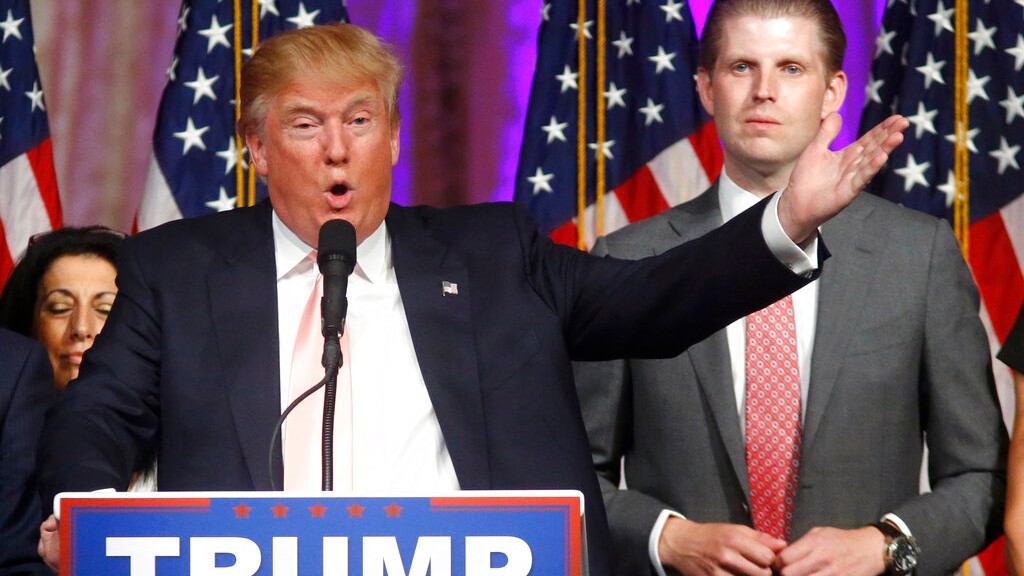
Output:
[574, 1, 1007, 574]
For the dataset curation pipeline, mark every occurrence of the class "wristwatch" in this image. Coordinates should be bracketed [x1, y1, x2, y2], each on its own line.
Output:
[872, 520, 920, 575]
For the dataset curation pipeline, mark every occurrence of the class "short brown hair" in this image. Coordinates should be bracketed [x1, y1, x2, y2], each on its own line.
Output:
[699, 0, 846, 77]
[239, 23, 403, 136]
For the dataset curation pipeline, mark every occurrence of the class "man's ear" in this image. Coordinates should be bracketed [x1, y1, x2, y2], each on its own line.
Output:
[390, 125, 401, 167]
[245, 131, 269, 177]
[821, 70, 848, 118]
[696, 67, 715, 116]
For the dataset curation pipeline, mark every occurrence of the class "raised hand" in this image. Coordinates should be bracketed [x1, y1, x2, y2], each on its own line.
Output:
[778, 113, 909, 244]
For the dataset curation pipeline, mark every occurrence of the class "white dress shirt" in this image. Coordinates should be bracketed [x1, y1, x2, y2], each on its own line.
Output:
[273, 212, 460, 493]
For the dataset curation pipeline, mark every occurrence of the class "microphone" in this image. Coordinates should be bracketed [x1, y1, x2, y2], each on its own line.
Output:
[316, 219, 356, 491]
[317, 219, 357, 355]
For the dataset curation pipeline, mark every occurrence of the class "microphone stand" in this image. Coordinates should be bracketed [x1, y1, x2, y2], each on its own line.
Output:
[320, 326, 343, 491]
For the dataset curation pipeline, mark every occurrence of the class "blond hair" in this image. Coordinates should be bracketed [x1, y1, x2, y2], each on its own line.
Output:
[239, 23, 403, 136]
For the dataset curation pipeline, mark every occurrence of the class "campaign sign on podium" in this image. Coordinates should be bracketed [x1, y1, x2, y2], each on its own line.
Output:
[56, 490, 586, 576]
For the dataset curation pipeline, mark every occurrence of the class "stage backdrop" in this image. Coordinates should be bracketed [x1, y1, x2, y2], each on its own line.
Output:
[27, 0, 886, 230]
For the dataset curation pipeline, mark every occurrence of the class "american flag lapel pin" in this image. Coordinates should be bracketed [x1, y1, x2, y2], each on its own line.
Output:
[441, 281, 459, 296]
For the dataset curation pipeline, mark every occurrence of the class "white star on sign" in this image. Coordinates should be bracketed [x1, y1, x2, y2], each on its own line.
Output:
[649, 46, 677, 74]
[990, 137, 1021, 175]
[894, 154, 931, 192]
[199, 15, 233, 53]
[177, 6, 190, 33]
[527, 167, 555, 195]
[185, 67, 220, 105]
[174, 117, 210, 154]
[541, 116, 569, 144]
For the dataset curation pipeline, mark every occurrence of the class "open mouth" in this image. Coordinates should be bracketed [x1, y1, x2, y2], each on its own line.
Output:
[330, 184, 349, 196]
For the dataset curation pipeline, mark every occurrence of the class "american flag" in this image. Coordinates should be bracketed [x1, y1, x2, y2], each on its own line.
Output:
[137, 0, 349, 231]
[860, 1, 1023, 574]
[0, 0, 61, 287]
[515, 0, 721, 249]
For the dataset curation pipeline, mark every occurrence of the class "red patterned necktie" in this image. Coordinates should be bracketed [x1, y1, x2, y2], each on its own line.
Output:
[744, 294, 801, 541]
[284, 254, 354, 491]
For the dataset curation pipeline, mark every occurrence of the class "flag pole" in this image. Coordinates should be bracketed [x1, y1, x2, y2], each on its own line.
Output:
[953, 0, 969, 260]
[576, 0, 588, 250]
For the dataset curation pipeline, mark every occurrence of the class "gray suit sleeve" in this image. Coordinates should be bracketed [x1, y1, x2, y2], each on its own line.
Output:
[573, 237, 667, 576]
[889, 221, 1007, 574]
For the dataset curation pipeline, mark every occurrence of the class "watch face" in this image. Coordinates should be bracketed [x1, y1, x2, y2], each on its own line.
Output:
[891, 537, 920, 573]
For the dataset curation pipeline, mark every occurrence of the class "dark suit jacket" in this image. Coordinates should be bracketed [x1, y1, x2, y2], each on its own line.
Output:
[574, 186, 1008, 575]
[0, 329, 54, 576]
[39, 198, 814, 575]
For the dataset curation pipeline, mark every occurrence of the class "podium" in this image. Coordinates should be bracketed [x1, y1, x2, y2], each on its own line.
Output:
[55, 490, 587, 575]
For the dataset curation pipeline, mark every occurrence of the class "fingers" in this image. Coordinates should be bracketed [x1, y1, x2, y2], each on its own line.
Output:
[815, 112, 844, 151]
[39, 514, 60, 572]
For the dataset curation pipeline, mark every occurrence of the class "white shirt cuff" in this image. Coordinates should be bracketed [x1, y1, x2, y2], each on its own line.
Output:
[881, 513, 913, 537]
[649, 508, 685, 576]
[762, 191, 818, 278]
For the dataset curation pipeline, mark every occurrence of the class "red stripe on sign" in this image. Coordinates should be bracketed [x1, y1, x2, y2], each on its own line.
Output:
[969, 213, 1024, 343]
[614, 165, 670, 224]
[690, 121, 724, 183]
[549, 220, 580, 248]
[26, 140, 63, 229]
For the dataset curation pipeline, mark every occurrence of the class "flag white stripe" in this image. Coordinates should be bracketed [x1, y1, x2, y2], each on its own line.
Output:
[0, 154, 55, 261]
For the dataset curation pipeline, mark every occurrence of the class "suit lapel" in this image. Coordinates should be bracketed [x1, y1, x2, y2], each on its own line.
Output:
[802, 198, 885, 451]
[385, 205, 490, 489]
[208, 202, 282, 489]
[666, 186, 750, 497]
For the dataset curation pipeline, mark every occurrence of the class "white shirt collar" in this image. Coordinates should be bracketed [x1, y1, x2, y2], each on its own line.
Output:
[272, 211, 391, 283]
[717, 169, 764, 224]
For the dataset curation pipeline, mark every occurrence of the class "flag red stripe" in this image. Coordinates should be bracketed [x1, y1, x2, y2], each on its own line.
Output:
[690, 121, 723, 184]
[549, 220, 581, 248]
[0, 216, 13, 287]
[969, 213, 1024, 343]
[614, 165, 671, 224]
[26, 139, 63, 229]
[977, 535, 1007, 575]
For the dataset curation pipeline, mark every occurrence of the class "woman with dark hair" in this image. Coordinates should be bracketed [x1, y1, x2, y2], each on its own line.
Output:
[0, 226, 124, 391]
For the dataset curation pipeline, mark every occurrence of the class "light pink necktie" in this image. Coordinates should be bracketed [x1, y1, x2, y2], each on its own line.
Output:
[284, 257, 353, 491]
[744, 294, 801, 541]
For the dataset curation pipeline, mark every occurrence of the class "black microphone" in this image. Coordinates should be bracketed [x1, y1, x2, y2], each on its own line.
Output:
[317, 219, 356, 491]
[317, 219, 357, 350]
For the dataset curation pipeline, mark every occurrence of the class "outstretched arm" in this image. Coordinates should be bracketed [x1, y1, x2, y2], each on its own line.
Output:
[779, 113, 908, 244]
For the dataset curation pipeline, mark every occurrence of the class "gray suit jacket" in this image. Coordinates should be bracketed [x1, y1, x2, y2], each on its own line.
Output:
[574, 185, 1007, 576]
